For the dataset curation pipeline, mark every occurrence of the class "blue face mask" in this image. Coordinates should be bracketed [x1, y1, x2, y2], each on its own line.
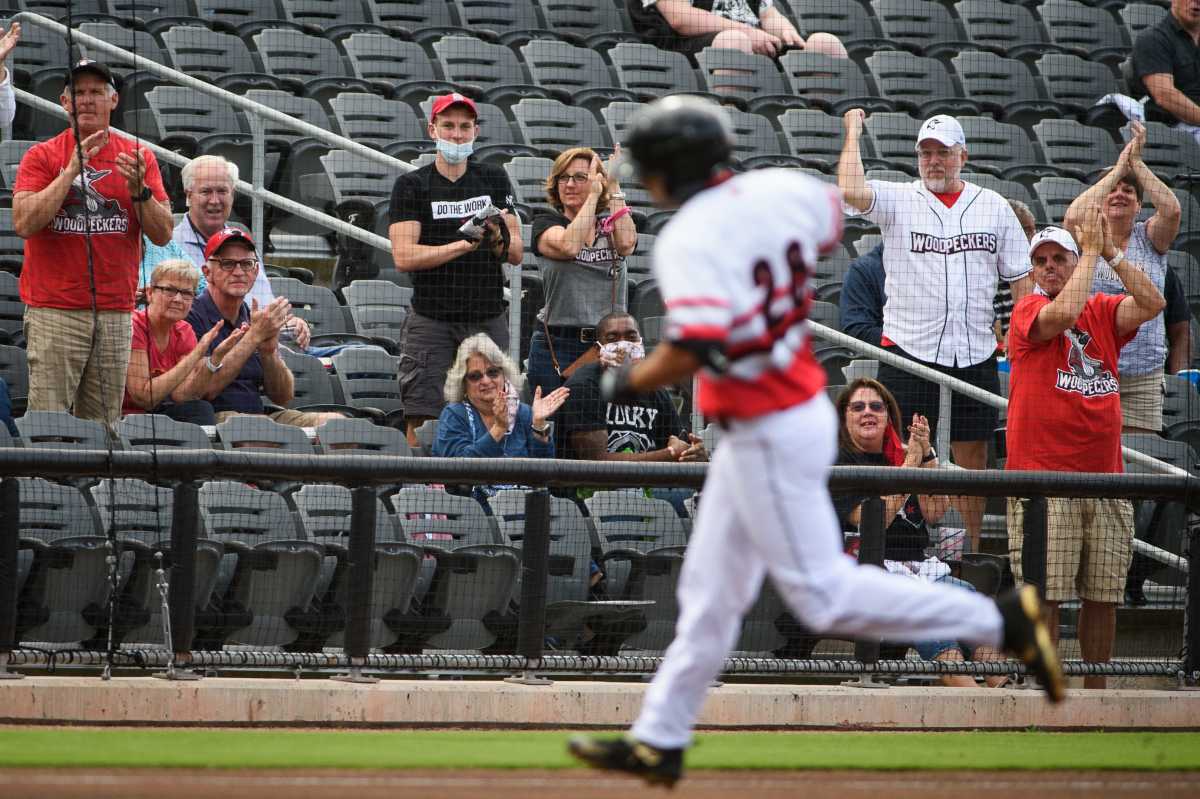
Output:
[436, 137, 474, 164]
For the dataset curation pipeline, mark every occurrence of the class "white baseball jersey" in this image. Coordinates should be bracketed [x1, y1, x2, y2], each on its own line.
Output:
[860, 179, 1030, 367]
[653, 169, 842, 420]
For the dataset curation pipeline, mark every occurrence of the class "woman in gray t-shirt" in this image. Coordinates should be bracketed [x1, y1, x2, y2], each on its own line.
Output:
[528, 146, 638, 395]
[1066, 122, 1182, 433]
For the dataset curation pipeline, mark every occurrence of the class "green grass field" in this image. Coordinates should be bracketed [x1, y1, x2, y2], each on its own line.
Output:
[0, 730, 1197, 771]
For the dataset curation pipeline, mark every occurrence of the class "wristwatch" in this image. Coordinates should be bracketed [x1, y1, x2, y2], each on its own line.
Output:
[131, 185, 153, 203]
[204, 356, 222, 373]
[921, 447, 937, 464]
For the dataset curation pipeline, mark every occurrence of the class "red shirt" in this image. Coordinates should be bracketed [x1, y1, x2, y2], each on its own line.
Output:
[14, 129, 167, 312]
[1005, 292, 1134, 473]
[122, 308, 198, 415]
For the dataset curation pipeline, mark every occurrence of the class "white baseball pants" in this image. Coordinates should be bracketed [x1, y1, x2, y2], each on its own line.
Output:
[631, 396, 1005, 750]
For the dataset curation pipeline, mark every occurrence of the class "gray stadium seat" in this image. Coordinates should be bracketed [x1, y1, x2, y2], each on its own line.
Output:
[608, 42, 703, 101]
[1039, 0, 1130, 65]
[511, 98, 610, 158]
[280, 0, 386, 39]
[267, 275, 376, 346]
[412, 417, 438, 456]
[862, 111, 920, 176]
[449, 0, 560, 46]
[1119, 3, 1167, 40]
[1140, 122, 1200, 181]
[955, 0, 1060, 61]
[864, 51, 983, 117]
[160, 26, 280, 92]
[874, 0, 973, 58]
[777, 109, 854, 172]
[252, 28, 377, 102]
[1031, 119, 1121, 182]
[503, 156, 556, 209]
[117, 414, 212, 451]
[331, 348, 405, 422]
[370, 0, 473, 42]
[340, 280, 412, 344]
[1033, 176, 1088, 225]
[787, 0, 892, 57]
[216, 414, 317, 453]
[0, 267, 25, 346]
[950, 51, 1069, 127]
[778, 52, 894, 116]
[694, 48, 806, 115]
[724, 107, 806, 169]
[330, 92, 428, 156]
[198, 480, 324, 648]
[520, 38, 640, 111]
[954, 116, 1058, 183]
[278, 348, 365, 419]
[298, 149, 405, 214]
[314, 416, 413, 455]
[813, 243, 854, 303]
[17, 410, 112, 450]
[431, 35, 551, 106]
[14, 478, 110, 645]
[959, 172, 1046, 224]
[0, 139, 33, 190]
[341, 32, 454, 102]
[537, 0, 640, 48]
[1036, 53, 1120, 117]
[243, 89, 332, 197]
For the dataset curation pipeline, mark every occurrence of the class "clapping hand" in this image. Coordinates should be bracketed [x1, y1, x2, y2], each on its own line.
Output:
[0, 22, 21, 68]
[1075, 205, 1107, 258]
[677, 432, 708, 462]
[115, 148, 150, 197]
[906, 413, 932, 465]
[531, 385, 569, 430]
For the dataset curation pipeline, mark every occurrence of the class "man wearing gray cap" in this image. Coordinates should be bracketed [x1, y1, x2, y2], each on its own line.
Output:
[838, 110, 1032, 551]
[1006, 211, 1164, 689]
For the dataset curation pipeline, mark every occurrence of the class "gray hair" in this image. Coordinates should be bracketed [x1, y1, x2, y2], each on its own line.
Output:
[182, 155, 238, 194]
[149, 258, 201, 290]
[443, 333, 523, 404]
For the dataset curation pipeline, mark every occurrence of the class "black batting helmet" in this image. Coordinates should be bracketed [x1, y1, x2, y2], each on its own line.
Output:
[622, 96, 735, 206]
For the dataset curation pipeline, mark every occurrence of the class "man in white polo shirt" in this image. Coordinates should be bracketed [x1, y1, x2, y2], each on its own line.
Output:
[837, 110, 1032, 550]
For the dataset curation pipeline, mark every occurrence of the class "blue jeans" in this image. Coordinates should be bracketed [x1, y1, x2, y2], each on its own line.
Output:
[527, 328, 591, 397]
[912, 574, 977, 660]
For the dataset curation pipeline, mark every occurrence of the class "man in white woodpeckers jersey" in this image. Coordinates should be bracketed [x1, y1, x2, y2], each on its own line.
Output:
[567, 97, 1065, 789]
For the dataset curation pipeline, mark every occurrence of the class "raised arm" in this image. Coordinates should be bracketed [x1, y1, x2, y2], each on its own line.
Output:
[1122, 123, 1182, 254]
[838, 109, 874, 213]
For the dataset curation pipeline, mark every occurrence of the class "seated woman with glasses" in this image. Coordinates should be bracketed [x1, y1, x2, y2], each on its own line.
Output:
[832, 377, 1007, 688]
[527, 146, 638, 397]
[433, 334, 569, 497]
[122, 259, 246, 426]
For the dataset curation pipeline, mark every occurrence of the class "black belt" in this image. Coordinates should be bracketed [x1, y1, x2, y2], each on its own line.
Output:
[545, 325, 597, 344]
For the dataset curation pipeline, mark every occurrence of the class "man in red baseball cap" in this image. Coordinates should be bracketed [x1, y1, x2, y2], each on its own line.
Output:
[388, 92, 524, 445]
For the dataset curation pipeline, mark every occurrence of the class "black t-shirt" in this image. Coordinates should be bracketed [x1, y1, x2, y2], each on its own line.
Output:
[1133, 14, 1200, 124]
[388, 160, 516, 323]
[557, 362, 686, 458]
[1164, 267, 1189, 328]
[832, 448, 931, 562]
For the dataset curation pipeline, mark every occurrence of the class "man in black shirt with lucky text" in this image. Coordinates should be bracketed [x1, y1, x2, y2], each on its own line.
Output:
[389, 92, 523, 445]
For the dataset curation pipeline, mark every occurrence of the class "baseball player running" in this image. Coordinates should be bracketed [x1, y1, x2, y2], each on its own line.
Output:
[567, 97, 1064, 788]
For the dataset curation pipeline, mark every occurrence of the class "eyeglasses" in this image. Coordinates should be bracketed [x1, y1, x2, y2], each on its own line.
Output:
[208, 257, 259, 273]
[151, 285, 196, 300]
[848, 400, 886, 413]
[556, 173, 590, 185]
[465, 366, 503, 383]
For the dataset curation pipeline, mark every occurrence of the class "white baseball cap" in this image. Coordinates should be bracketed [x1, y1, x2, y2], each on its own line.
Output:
[915, 115, 966, 149]
[1029, 226, 1080, 258]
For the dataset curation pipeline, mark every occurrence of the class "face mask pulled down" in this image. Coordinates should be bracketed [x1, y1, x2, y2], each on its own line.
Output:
[600, 340, 646, 369]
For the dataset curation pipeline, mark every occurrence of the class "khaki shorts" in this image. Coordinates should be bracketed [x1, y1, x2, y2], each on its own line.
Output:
[215, 409, 330, 428]
[1007, 497, 1134, 603]
[24, 306, 131, 426]
[1118, 370, 1164, 431]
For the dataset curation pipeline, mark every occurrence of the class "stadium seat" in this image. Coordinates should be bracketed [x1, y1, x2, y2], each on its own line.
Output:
[252, 28, 378, 103]
[813, 243, 854, 303]
[724, 107, 807, 169]
[1035, 54, 1120, 120]
[503, 156, 556, 215]
[449, 0, 561, 46]
[0, 140, 32, 191]
[77, 22, 174, 116]
[267, 276, 386, 350]
[608, 42, 707, 101]
[412, 417, 438, 456]
[694, 48, 807, 115]
[278, 348, 370, 420]
[160, 25, 282, 93]
[243, 89, 333, 197]
[1140, 122, 1200, 182]
[390, 486, 520, 651]
[14, 477, 111, 645]
[331, 348, 405, 424]
[9, 20, 70, 136]
[329, 93, 428, 156]
[777, 52, 894, 116]
[873, 0, 974, 58]
[17, 410, 113, 450]
[1119, 3, 1167, 40]
[1032, 176, 1088, 225]
[864, 51, 983, 117]
[1031, 119, 1121, 182]
[959, 172, 1046, 224]
[786, 0, 892, 57]
[519, 39, 639, 111]
[511, 98, 611, 158]
[280, 0, 388, 40]
[777, 109, 855, 173]
[197, 480, 324, 648]
[1123, 433, 1197, 474]
[298, 149, 405, 217]
[486, 488, 649, 654]
[849, 232, 883, 257]
[290, 483, 429, 650]
[216, 414, 317, 454]
[536, 0, 640, 48]
[431, 35, 552, 105]
[955, 0, 1061, 61]
[950, 51, 1071, 128]
[0, 266, 25, 345]
[191, 0, 293, 37]
[416, 95, 542, 163]
[1038, 0, 1130, 65]
[340, 280, 412, 343]
[861, 111, 920, 176]
[314, 416, 413, 456]
[340, 33, 454, 103]
[117, 414, 213, 451]
[370, 0, 474, 42]
[954, 116, 1059, 184]
[0, 344, 28, 414]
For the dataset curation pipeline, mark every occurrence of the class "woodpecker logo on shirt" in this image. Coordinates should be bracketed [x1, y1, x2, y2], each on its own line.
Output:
[52, 165, 129, 235]
[1055, 328, 1118, 397]
[909, 232, 998, 255]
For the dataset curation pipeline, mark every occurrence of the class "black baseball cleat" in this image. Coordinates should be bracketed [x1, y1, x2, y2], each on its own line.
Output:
[567, 734, 684, 788]
[997, 584, 1066, 703]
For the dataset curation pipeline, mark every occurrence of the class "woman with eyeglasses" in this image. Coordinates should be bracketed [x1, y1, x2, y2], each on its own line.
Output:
[527, 146, 638, 397]
[832, 377, 1007, 687]
[433, 334, 570, 471]
[122, 259, 245, 425]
